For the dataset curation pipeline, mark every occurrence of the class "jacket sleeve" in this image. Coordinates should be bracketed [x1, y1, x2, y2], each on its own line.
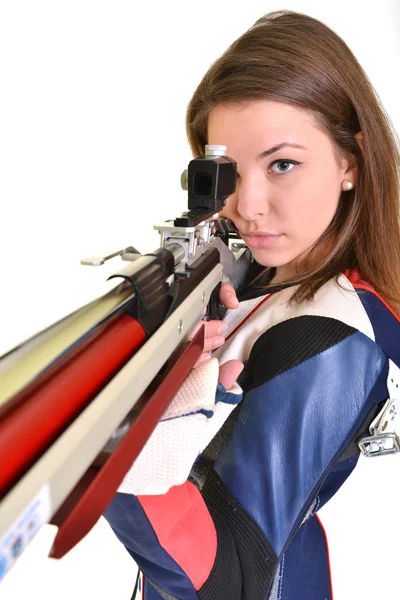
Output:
[103, 315, 388, 600]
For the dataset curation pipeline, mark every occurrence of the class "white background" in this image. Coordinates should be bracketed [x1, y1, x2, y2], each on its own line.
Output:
[0, 1, 399, 599]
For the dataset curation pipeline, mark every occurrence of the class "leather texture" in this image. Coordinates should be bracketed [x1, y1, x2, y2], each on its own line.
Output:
[214, 330, 386, 555]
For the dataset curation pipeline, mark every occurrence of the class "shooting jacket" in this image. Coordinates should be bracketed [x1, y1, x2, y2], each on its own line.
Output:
[104, 268, 400, 599]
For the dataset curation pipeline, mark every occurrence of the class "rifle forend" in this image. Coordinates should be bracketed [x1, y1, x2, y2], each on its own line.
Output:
[0, 146, 249, 581]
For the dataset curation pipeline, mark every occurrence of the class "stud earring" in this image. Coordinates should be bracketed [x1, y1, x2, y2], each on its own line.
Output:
[341, 180, 354, 191]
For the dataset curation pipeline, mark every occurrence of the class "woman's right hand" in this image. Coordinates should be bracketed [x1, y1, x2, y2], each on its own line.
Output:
[190, 283, 244, 390]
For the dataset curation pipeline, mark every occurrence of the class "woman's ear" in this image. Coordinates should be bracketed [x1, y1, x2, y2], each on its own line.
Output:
[342, 132, 363, 187]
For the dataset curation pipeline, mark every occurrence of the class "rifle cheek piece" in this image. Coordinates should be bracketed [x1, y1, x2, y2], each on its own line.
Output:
[108, 247, 177, 337]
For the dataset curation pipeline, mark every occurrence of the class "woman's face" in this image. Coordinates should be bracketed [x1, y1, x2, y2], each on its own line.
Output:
[207, 100, 357, 278]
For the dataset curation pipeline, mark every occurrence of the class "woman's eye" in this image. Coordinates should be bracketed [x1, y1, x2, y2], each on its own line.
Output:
[268, 159, 300, 174]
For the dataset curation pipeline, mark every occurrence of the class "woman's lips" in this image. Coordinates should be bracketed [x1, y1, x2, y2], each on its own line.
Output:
[240, 233, 283, 248]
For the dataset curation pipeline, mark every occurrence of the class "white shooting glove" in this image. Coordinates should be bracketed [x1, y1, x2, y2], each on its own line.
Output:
[117, 358, 242, 495]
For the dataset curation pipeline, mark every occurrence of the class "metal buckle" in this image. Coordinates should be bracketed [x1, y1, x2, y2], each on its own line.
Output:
[358, 432, 400, 457]
[358, 396, 400, 457]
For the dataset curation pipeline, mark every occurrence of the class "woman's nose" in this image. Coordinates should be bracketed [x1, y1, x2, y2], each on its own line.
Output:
[236, 180, 268, 221]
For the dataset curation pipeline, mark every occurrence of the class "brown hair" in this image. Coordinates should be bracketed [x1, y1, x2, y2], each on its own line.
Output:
[186, 10, 400, 312]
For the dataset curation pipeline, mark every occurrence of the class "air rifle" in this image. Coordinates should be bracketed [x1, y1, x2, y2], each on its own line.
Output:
[0, 145, 250, 582]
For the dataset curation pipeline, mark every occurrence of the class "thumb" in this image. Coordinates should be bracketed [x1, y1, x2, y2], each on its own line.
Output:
[218, 360, 244, 391]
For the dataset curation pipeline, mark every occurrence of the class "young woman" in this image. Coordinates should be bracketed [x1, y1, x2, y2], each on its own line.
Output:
[104, 11, 400, 599]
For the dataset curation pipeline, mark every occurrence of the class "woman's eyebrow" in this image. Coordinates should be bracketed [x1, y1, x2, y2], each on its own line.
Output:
[256, 142, 308, 159]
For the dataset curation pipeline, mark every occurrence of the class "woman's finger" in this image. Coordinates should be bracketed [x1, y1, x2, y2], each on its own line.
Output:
[218, 360, 244, 390]
[193, 352, 213, 368]
[219, 283, 240, 309]
[191, 320, 229, 367]
[189, 319, 228, 341]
